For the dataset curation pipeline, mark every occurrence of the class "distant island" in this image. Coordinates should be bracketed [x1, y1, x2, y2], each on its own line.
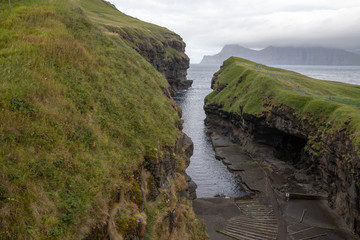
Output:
[201, 45, 360, 65]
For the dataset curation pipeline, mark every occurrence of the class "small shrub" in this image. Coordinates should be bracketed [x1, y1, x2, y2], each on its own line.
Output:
[116, 215, 138, 237]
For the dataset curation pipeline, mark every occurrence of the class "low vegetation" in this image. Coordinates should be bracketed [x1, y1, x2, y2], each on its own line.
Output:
[206, 57, 360, 155]
[0, 0, 206, 239]
[77, 0, 187, 62]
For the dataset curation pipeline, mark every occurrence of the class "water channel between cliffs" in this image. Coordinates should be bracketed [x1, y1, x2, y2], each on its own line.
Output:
[174, 64, 360, 240]
[175, 64, 360, 199]
[174, 64, 247, 198]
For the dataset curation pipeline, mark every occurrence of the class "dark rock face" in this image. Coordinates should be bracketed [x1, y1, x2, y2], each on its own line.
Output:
[184, 174, 197, 200]
[105, 25, 192, 93]
[145, 131, 195, 201]
[136, 36, 192, 94]
[204, 102, 360, 236]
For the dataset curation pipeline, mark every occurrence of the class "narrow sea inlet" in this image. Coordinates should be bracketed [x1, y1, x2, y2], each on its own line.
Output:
[174, 64, 247, 198]
[176, 64, 360, 198]
[177, 63, 360, 240]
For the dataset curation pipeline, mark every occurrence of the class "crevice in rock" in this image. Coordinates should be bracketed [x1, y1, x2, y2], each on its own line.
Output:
[252, 126, 307, 165]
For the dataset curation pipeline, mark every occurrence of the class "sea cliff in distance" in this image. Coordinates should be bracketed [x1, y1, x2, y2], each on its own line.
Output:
[201, 44, 360, 65]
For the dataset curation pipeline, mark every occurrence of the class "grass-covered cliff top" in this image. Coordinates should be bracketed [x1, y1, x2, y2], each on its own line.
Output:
[78, 0, 188, 60]
[206, 57, 360, 154]
[79, 0, 176, 40]
[0, 0, 183, 238]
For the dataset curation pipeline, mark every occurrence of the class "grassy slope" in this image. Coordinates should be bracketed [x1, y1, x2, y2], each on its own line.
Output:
[206, 57, 360, 155]
[78, 0, 188, 60]
[79, 0, 174, 40]
[0, 0, 195, 239]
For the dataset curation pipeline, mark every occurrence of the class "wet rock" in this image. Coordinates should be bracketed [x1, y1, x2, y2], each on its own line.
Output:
[187, 181, 198, 200]
[179, 172, 197, 200]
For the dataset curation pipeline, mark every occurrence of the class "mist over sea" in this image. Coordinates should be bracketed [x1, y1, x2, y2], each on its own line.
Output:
[271, 65, 360, 85]
[175, 64, 360, 198]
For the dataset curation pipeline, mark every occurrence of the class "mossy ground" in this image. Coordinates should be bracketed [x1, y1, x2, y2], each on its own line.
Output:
[206, 57, 360, 155]
[0, 0, 200, 239]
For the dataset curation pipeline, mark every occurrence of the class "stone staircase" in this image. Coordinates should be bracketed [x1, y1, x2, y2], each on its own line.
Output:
[220, 199, 278, 240]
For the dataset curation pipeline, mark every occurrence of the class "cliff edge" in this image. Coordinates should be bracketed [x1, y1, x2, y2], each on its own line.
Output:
[80, 0, 193, 93]
[204, 57, 360, 236]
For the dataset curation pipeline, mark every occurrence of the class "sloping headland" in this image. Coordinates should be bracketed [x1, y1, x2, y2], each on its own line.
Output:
[201, 45, 360, 65]
[0, 0, 206, 239]
[204, 57, 360, 237]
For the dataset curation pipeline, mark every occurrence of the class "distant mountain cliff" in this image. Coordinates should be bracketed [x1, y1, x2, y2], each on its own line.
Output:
[201, 45, 360, 65]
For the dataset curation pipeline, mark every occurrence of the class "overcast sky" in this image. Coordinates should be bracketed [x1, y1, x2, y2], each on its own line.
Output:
[110, 0, 360, 63]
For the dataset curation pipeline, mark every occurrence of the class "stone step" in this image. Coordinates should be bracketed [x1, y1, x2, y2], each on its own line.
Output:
[222, 226, 277, 240]
[233, 212, 277, 219]
[230, 219, 278, 225]
[223, 199, 278, 240]
[225, 223, 278, 236]
[230, 221, 278, 231]
[239, 208, 273, 212]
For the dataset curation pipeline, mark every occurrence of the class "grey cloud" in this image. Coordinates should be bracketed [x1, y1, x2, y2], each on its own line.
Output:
[111, 0, 360, 63]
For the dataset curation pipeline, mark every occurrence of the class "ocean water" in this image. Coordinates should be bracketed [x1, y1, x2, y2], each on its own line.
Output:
[174, 64, 246, 198]
[174, 64, 360, 198]
[271, 65, 360, 85]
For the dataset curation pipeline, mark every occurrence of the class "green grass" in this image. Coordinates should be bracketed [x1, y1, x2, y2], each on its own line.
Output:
[76, 0, 188, 62]
[205, 57, 360, 156]
[0, 0, 185, 239]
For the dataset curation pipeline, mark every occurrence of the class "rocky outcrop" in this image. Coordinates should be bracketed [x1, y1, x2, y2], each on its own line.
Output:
[84, 131, 201, 240]
[145, 131, 196, 201]
[135, 36, 192, 94]
[105, 25, 192, 94]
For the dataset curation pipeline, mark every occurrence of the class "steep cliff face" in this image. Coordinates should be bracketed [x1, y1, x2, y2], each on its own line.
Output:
[0, 0, 205, 239]
[145, 131, 197, 202]
[103, 21, 192, 94]
[129, 32, 192, 94]
[85, 131, 202, 240]
[204, 57, 360, 236]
